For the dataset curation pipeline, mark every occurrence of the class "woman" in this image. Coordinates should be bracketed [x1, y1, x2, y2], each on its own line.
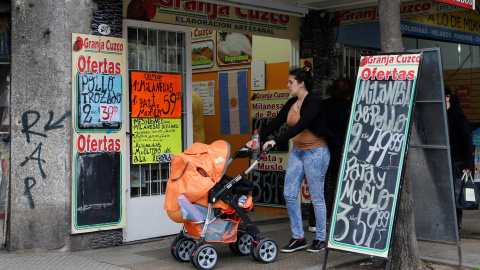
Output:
[445, 85, 474, 237]
[247, 67, 333, 253]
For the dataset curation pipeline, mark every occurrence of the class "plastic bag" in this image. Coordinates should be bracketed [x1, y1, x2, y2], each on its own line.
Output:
[456, 172, 480, 210]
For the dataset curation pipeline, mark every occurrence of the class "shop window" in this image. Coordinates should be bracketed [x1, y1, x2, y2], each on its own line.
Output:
[127, 26, 186, 197]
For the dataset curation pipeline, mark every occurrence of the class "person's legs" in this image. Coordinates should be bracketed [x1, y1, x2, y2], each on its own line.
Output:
[283, 148, 306, 240]
[456, 207, 463, 238]
[304, 146, 330, 242]
[308, 202, 316, 231]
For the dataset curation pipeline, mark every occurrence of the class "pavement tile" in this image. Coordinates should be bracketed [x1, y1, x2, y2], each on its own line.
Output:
[0, 210, 479, 270]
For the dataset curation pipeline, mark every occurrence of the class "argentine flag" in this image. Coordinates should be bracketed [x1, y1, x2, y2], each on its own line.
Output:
[218, 70, 249, 135]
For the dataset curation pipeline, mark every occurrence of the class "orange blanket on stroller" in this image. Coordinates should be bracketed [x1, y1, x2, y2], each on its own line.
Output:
[164, 140, 233, 211]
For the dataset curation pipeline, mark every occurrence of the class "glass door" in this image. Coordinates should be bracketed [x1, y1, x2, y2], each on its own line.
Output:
[123, 20, 192, 242]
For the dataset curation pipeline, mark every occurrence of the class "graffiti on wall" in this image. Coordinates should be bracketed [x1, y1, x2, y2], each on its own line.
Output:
[20, 110, 71, 209]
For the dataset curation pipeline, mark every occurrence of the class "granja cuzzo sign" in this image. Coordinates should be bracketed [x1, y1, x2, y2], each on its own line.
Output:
[124, 0, 301, 40]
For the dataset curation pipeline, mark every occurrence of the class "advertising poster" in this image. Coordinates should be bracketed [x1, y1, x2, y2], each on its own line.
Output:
[192, 80, 215, 115]
[191, 28, 252, 72]
[216, 31, 252, 69]
[130, 71, 182, 118]
[250, 90, 291, 206]
[192, 28, 215, 71]
[131, 118, 182, 164]
[71, 33, 127, 233]
[328, 53, 421, 258]
[73, 34, 125, 131]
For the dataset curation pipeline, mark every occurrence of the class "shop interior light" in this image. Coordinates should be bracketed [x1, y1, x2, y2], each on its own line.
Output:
[200, 0, 309, 17]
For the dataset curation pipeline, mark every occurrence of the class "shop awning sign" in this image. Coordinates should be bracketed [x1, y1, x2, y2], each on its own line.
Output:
[434, 0, 475, 10]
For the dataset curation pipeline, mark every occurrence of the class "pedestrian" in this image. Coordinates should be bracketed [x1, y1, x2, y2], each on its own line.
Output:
[308, 78, 353, 233]
[247, 66, 335, 253]
[445, 85, 474, 237]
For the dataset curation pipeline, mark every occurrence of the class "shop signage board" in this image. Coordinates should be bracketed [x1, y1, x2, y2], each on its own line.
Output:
[327, 53, 422, 259]
[73, 35, 124, 131]
[71, 33, 127, 233]
[123, 0, 300, 40]
[129, 71, 183, 164]
[334, 0, 466, 26]
[434, 0, 475, 10]
[250, 89, 290, 206]
[402, 3, 480, 46]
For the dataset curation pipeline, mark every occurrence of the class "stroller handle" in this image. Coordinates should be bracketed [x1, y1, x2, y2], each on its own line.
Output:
[210, 144, 274, 204]
[227, 143, 274, 165]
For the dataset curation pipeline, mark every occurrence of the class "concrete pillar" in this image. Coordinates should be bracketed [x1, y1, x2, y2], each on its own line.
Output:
[10, 0, 94, 252]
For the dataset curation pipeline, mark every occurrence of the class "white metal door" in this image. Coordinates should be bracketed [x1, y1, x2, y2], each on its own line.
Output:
[123, 20, 192, 242]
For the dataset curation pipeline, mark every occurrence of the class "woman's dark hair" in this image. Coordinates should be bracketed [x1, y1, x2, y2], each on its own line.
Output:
[445, 85, 452, 96]
[445, 84, 463, 112]
[289, 66, 314, 92]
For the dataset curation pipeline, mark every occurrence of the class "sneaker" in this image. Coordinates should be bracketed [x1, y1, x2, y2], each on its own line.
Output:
[307, 240, 326, 253]
[281, 238, 308, 253]
[308, 226, 316, 233]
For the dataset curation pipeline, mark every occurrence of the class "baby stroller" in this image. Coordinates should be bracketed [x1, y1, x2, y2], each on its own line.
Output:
[164, 140, 278, 270]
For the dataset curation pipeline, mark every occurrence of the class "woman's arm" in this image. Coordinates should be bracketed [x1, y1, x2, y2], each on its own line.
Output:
[259, 97, 296, 141]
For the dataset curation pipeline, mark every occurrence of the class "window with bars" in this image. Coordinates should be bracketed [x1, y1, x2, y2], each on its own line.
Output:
[127, 26, 186, 197]
[343, 46, 380, 79]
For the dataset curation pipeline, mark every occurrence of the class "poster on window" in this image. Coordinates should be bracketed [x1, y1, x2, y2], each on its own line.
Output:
[192, 80, 215, 115]
[131, 118, 182, 164]
[130, 71, 182, 118]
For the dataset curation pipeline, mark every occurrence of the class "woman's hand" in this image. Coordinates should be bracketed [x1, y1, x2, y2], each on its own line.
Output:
[246, 140, 254, 148]
[263, 140, 276, 151]
[463, 169, 472, 175]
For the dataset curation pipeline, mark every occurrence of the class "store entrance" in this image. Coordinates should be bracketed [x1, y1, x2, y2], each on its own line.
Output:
[123, 20, 191, 242]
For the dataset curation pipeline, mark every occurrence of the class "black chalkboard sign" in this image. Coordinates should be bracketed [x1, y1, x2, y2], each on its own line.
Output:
[74, 151, 122, 228]
[76, 72, 122, 131]
[328, 53, 422, 258]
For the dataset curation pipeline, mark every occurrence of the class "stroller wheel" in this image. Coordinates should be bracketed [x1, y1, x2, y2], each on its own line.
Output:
[174, 238, 196, 263]
[253, 238, 278, 264]
[189, 245, 198, 267]
[229, 233, 253, 255]
[250, 240, 259, 261]
[192, 244, 218, 270]
[170, 235, 183, 260]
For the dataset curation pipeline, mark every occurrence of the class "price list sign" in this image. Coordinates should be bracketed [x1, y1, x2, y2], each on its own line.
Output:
[328, 53, 421, 258]
[77, 74, 122, 126]
[250, 90, 290, 206]
[73, 34, 126, 131]
[130, 71, 182, 118]
[131, 118, 182, 164]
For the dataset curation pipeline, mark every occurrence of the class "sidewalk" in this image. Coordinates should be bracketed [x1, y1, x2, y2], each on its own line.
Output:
[0, 210, 478, 270]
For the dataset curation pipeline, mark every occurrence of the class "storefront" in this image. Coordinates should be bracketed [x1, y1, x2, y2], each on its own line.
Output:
[332, 0, 480, 178]
[69, 0, 308, 242]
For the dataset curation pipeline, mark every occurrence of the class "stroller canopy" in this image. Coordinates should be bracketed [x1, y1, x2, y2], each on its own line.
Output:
[165, 140, 231, 211]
